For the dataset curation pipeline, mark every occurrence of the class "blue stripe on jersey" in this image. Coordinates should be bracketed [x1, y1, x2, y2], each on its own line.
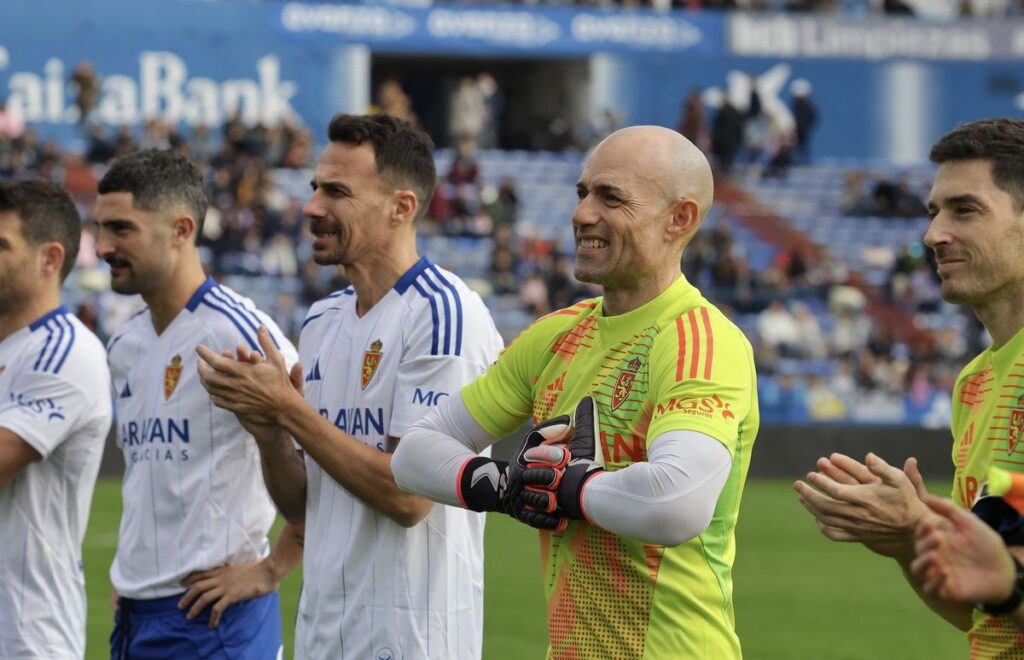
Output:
[33, 322, 56, 371]
[210, 286, 281, 350]
[301, 288, 353, 329]
[421, 271, 453, 355]
[429, 265, 464, 356]
[199, 299, 259, 351]
[185, 277, 217, 312]
[393, 256, 430, 294]
[52, 315, 77, 373]
[324, 287, 354, 299]
[412, 280, 441, 355]
[29, 304, 70, 331]
[42, 316, 69, 372]
[39, 318, 66, 373]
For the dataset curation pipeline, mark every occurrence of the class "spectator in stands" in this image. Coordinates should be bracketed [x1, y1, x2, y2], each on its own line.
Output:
[790, 79, 818, 164]
[711, 96, 745, 174]
[759, 299, 802, 358]
[792, 302, 827, 358]
[840, 170, 874, 216]
[805, 373, 848, 421]
[0, 100, 24, 140]
[85, 125, 116, 165]
[449, 76, 487, 145]
[677, 88, 708, 152]
[477, 72, 503, 149]
[484, 178, 518, 227]
[69, 60, 100, 126]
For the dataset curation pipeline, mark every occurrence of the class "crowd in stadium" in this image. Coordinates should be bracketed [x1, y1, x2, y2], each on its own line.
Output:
[0, 63, 982, 429]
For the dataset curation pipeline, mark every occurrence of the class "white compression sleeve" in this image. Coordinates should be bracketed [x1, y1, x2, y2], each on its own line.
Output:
[581, 430, 732, 547]
[392, 392, 496, 507]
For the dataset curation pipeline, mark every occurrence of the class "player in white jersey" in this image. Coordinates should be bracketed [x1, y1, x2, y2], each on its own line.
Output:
[94, 149, 301, 659]
[198, 114, 503, 659]
[0, 180, 112, 659]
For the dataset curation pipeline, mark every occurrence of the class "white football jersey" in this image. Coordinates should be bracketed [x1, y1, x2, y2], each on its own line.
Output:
[108, 278, 297, 599]
[295, 257, 503, 660]
[0, 306, 112, 659]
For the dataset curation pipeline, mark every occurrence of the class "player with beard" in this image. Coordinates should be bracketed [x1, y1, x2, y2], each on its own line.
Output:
[196, 114, 503, 659]
[94, 149, 301, 659]
[0, 180, 111, 659]
[795, 119, 1024, 659]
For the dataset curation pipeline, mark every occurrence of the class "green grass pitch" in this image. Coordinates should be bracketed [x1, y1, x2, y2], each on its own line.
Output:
[82, 479, 965, 659]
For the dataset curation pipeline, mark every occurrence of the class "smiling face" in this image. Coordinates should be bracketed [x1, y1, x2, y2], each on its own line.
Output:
[302, 141, 394, 267]
[571, 128, 705, 294]
[925, 159, 1024, 308]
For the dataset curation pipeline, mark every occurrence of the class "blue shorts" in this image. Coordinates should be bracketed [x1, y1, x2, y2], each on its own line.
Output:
[110, 591, 282, 660]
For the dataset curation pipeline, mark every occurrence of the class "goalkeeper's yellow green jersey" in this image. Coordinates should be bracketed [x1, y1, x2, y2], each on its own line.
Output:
[951, 323, 1024, 659]
[462, 275, 758, 659]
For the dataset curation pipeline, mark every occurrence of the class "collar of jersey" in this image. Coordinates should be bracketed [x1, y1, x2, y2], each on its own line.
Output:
[596, 274, 701, 332]
[988, 321, 1024, 373]
[185, 276, 218, 312]
[28, 304, 70, 331]
[393, 256, 432, 295]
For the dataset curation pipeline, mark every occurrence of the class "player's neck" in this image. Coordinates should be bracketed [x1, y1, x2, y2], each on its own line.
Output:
[976, 288, 1024, 349]
[143, 259, 208, 335]
[602, 269, 680, 317]
[346, 240, 420, 318]
[0, 287, 61, 343]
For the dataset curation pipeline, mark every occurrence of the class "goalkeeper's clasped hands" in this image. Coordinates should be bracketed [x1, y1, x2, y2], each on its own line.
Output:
[457, 397, 605, 532]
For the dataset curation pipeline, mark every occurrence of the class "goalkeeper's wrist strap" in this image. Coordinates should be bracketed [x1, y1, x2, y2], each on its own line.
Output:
[556, 466, 604, 522]
[456, 457, 508, 512]
[978, 556, 1024, 615]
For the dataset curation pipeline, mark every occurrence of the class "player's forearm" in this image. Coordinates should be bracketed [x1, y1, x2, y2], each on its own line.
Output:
[581, 431, 732, 547]
[251, 427, 307, 523]
[264, 522, 304, 584]
[393, 395, 498, 508]
[276, 398, 432, 527]
[898, 557, 974, 631]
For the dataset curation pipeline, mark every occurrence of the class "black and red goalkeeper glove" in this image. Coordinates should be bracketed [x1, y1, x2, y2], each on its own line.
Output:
[518, 396, 605, 532]
[455, 415, 571, 517]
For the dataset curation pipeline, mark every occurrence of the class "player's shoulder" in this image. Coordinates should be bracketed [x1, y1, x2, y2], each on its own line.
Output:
[189, 278, 287, 349]
[24, 307, 108, 381]
[394, 257, 498, 354]
[300, 286, 354, 333]
[518, 297, 602, 343]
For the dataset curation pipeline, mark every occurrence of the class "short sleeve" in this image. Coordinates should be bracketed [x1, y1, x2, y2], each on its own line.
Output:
[460, 326, 543, 439]
[646, 309, 755, 456]
[0, 372, 92, 458]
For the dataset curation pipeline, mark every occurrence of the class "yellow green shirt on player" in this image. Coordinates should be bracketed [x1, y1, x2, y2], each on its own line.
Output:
[462, 275, 758, 659]
[951, 323, 1024, 659]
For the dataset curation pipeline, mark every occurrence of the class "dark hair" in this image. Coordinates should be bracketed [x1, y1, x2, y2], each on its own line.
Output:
[930, 118, 1024, 210]
[98, 148, 209, 242]
[327, 114, 436, 220]
[0, 180, 81, 281]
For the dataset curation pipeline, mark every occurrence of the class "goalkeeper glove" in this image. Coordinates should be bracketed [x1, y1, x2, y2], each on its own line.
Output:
[455, 416, 570, 516]
[519, 396, 605, 531]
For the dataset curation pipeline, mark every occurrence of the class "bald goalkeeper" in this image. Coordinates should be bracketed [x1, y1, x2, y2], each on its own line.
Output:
[394, 126, 759, 659]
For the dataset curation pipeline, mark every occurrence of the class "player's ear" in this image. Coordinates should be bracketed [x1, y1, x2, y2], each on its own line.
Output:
[392, 189, 419, 227]
[170, 214, 197, 246]
[667, 197, 700, 242]
[40, 241, 66, 279]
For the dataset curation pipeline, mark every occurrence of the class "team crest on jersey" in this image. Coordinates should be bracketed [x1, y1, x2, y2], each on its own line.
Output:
[361, 339, 383, 390]
[612, 357, 642, 410]
[164, 355, 183, 400]
[1010, 398, 1024, 454]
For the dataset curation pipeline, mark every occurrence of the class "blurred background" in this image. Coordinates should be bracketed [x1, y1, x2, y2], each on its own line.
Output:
[4, 0, 1012, 431]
